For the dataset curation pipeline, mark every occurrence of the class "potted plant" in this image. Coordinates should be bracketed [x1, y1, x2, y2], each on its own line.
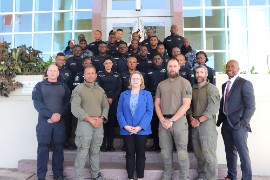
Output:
[0, 42, 53, 97]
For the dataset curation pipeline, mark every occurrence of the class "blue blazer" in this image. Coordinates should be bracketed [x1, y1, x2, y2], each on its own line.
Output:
[117, 89, 154, 135]
[217, 77, 256, 130]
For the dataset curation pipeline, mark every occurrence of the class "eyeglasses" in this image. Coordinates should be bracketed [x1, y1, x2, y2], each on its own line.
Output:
[131, 78, 141, 81]
[172, 50, 180, 53]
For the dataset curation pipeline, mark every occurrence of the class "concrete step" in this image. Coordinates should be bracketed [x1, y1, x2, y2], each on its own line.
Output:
[50, 150, 198, 165]
[18, 159, 233, 179]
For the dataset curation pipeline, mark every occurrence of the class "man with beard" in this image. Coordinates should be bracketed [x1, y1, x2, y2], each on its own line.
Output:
[188, 65, 220, 180]
[79, 39, 93, 58]
[181, 37, 197, 68]
[155, 58, 192, 180]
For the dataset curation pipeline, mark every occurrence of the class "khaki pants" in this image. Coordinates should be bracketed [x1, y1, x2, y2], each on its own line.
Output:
[159, 118, 189, 180]
[74, 125, 104, 180]
[192, 119, 218, 180]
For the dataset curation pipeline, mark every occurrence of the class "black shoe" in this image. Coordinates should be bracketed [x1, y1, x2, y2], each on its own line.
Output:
[93, 172, 103, 180]
[53, 176, 66, 180]
[100, 145, 107, 152]
[38, 178, 45, 180]
[107, 145, 115, 152]
[149, 145, 161, 151]
[68, 144, 77, 150]
[187, 146, 194, 152]
[173, 145, 176, 151]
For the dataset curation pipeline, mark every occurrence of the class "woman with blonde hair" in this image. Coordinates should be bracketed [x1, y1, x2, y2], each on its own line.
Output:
[117, 71, 153, 180]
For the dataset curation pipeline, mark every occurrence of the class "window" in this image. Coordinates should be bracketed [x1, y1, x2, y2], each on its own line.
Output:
[35, 0, 53, 11]
[54, 0, 73, 10]
[35, 13, 52, 32]
[34, 33, 52, 52]
[205, 0, 224, 6]
[54, 12, 73, 31]
[74, 11, 92, 30]
[0, 15, 13, 32]
[183, 31, 204, 50]
[206, 31, 226, 50]
[0, 0, 13, 12]
[205, 9, 225, 28]
[112, 0, 135, 10]
[75, 0, 93, 9]
[14, 14, 32, 32]
[182, 0, 202, 7]
[141, 0, 166, 9]
[183, 10, 203, 28]
[54, 33, 72, 52]
[14, 34, 32, 47]
[15, 0, 33, 12]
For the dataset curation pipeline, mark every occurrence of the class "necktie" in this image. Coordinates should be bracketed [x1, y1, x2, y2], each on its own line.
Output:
[224, 80, 231, 113]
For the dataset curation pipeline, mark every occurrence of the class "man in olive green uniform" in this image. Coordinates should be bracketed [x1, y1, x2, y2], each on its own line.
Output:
[188, 65, 220, 180]
[71, 65, 109, 180]
[155, 58, 192, 180]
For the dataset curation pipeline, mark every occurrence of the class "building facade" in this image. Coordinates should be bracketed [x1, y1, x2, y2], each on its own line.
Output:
[0, 0, 270, 73]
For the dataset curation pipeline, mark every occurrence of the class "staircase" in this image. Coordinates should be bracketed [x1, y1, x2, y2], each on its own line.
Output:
[17, 138, 237, 180]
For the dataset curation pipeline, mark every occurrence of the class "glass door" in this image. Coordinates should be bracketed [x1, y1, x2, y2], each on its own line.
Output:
[106, 17, 171, 43]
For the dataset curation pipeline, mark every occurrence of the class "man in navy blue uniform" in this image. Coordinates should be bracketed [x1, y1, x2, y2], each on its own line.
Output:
[163, 24, 184, 58]
[146, 53, 167, 151]
[136, 45, 153, 74]
[32, 64, 71, 180]
[55, 52, 73, 149]
[65, 45, 84, 89]
[92, 41, 117, 73]
[88, 30, 103, 55]
[121, 56, 147, 92]
[113, 41, 129, 74]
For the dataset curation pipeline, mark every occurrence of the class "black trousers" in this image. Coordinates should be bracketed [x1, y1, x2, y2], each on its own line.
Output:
[122, 134, 148, 179]
[103, 99, 118, 146]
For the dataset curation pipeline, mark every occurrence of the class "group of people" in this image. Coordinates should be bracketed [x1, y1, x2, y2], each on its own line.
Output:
[32, 24, 255, 180]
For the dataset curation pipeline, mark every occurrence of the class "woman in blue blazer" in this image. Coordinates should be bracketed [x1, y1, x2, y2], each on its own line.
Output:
[117, 71, 153, 180]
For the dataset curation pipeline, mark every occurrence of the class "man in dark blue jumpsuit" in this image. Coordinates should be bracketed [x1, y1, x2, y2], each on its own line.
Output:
[32, 65, 70, 180]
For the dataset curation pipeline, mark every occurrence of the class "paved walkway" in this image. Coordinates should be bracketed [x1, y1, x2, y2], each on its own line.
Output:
[1, 168, 270, 180]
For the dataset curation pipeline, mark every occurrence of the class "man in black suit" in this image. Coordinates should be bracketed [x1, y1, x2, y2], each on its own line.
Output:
[217, 60, 256, 180]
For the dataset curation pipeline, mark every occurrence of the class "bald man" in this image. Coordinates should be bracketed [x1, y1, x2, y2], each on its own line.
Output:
[217, 60, 255, 180]
[32, 64, 71, 180]
[163, 24, 184, 58]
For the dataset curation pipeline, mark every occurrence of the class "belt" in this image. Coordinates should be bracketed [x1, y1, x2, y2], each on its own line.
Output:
[163, 114, 174, 118]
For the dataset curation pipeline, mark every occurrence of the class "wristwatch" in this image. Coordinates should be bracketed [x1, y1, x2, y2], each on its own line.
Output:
[169, 118, 174, 123]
